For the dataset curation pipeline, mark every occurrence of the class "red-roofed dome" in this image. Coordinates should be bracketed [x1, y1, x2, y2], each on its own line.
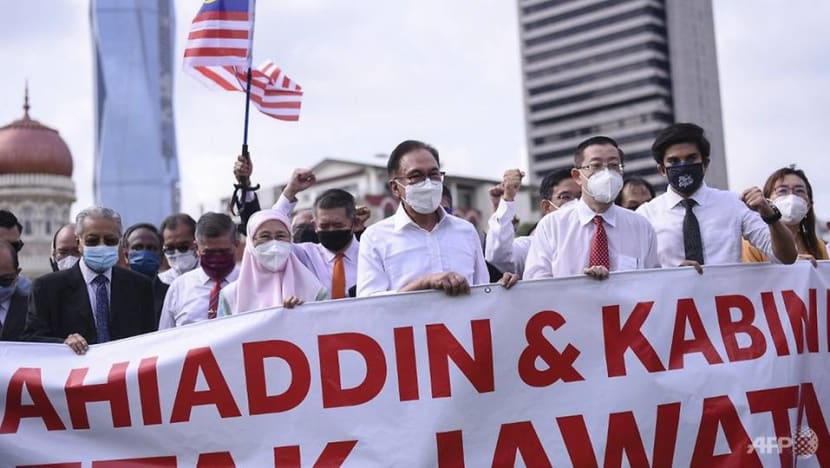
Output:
[0, 88, 73, 177]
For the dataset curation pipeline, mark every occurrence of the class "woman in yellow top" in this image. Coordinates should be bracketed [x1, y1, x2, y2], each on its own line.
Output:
[742, 167, 829, 263]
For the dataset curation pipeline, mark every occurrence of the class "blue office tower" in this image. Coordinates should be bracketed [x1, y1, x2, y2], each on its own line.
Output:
[91, 0, 180, 226]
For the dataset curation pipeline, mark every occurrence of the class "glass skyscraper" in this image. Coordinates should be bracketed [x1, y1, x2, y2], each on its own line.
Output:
[91, 0, 179, 226]
[517, 0, 727, 192]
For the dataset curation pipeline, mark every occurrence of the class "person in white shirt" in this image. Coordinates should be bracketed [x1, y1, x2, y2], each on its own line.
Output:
[486, 168, 579, 276]
[636, 123, 797, 269]
[158, 214, 199, 286]
[357, 140, 518, 296]
[158, 213, 240, 329]
[271, 171, 367, 299]
[525, 136, 660, 280]
[615, 177, 655, 211]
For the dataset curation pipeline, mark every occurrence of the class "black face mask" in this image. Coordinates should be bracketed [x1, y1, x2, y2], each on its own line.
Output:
[317, 229, 353, 252]
[666, 163, 705, 195]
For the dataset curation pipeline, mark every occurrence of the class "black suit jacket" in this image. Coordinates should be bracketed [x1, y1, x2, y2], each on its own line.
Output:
[152, 275, 169, 326]
[24, 263, 156, 344]
[1, 291, 29, 341]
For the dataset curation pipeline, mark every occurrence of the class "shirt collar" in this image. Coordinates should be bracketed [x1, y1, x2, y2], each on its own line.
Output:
[392, 203, 448, 232]
[575, 198, 617, 227]
[79, 258, 113, 284]
[667, 182, 711, 208]
[196, 264, 239, 285]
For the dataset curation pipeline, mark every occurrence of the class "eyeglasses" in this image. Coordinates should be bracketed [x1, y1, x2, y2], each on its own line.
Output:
[393, 170, 445, 185]
[774, 185, 808, 198]
[163, 244, 192, 255]
[576, 161, 624, 174]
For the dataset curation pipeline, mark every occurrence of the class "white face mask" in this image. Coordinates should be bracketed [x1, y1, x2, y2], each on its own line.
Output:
[774, 194, 810, 226]
[253, 240, 292, 272]
[402, 179, 443, 215]
[165, 250, 199, 274]
[584, 168, 623, 204]
[56, 255, 80, 271]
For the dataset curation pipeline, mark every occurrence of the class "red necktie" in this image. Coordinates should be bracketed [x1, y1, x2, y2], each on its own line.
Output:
[589, 215, 610, 269]
[331, 253, 346, 299]
[207, 280, 222, 319]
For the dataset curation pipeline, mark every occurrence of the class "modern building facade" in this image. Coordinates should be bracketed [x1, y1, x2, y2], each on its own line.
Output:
[517, 0, 727, 192]
[0, 89, 76, 278]
[90, 0, 179, 226]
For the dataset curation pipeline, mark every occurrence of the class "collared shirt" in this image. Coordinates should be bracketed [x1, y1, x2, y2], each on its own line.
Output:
[273, 194, 359, 293]
[79, 259, 112, 325]
[158, 265, 240, 329]
[485, 199, 532, 276]
[525, 199, 660, 279]
[0, 297, 9, 326]
[157, 268, 180, 286]
[636, 183, 777, 267]
[357, 205, 489, 296]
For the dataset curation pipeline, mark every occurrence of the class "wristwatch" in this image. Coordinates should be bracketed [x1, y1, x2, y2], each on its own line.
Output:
[761, 203, 782, 224]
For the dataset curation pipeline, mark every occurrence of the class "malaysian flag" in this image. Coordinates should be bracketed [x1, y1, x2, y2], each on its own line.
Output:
[188, 60, 303, 121]
[183, 0, 254, 69]
[183, 0, 304, 121]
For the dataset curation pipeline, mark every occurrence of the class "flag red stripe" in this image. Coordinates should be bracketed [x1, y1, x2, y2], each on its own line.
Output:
[193, 12, 249, 22]
[184, 47, 248, 58]
[188, 29, 249, 40]
[194, 67, 240, 91]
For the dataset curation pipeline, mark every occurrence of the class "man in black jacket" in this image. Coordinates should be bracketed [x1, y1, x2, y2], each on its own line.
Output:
[0, 240, 27, 341]
[24, 207, 155, 354]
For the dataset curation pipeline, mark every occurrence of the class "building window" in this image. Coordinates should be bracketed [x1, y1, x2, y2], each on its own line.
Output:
[457, 185, 475, 209]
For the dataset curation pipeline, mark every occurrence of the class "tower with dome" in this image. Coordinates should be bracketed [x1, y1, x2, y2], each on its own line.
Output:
[0, 88, 76, 277]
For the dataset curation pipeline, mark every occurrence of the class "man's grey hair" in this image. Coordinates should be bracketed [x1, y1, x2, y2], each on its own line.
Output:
[195, 212, 238, 244]
[75, 207, 123, 237]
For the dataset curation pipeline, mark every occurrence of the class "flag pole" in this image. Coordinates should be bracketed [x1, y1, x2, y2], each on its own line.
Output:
[231, 0, 257, 214]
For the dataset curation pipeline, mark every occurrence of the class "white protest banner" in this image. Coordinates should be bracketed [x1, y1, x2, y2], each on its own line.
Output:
[0, 263, 828, 467]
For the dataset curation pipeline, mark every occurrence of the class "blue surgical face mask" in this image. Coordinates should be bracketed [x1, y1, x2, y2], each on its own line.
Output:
[83, 245, 119, 273]
[128, 250, 161, 277]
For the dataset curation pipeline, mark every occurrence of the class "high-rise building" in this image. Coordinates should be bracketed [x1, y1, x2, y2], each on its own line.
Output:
[517, 0, 727, 192]
[90, 0, 179, 226]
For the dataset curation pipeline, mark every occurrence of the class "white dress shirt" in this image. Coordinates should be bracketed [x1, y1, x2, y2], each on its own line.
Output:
[0, 296, 10, 326]
[79, 259, 112, 325]
[158, 265, 240, 329]
[485, 199, 532, 276]
[357, 205, 489, 296]
[525, 199, 660, 279]
[636, 183, 778, 267]
[273, 195, 359, 293]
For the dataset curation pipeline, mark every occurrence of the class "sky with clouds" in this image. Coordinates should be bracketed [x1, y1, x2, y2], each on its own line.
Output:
[0, 0, 828, 220]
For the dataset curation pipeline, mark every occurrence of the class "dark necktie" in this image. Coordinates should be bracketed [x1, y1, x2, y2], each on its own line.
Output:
[92, 275, 110, 343]
[681, 199, 704, 264]
[589, 215, 610, 269]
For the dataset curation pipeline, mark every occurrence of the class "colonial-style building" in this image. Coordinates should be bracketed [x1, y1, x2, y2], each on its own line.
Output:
[0, 89, 76, 277]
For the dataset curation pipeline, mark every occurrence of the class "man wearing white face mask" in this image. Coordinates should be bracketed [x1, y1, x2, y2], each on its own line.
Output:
[525, 136, 660, 280]
[49, 224, 81, 272]
[154, 214, 199, 322]
[357, 140, 518, 296]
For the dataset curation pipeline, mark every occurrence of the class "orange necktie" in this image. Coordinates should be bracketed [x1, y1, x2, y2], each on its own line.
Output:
[331, 253, 346, 299]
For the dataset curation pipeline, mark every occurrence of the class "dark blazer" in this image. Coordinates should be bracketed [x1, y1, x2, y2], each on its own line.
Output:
[24, 263, 156, 344]
[152, 275, 169, 326]
[1, 291, 29, 341]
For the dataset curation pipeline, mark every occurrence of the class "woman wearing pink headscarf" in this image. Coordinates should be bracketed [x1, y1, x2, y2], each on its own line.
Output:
[217, 209, 328, 316]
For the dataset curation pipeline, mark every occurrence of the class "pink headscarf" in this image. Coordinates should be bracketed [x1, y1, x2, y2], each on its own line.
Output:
[227, 209, 326, 314]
